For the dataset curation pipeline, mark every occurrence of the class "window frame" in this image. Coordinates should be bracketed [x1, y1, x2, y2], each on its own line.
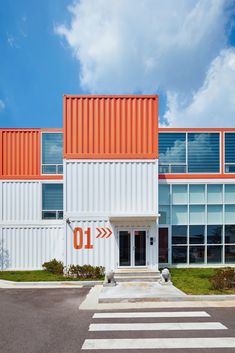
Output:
[159, 131, 221, 175]
[41, 182, 63, 220]
[41, 132, 63, 175]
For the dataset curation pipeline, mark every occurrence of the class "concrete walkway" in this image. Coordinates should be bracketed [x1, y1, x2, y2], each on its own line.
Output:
[80, 284, 235, 310]
[99, 282, 186, 303]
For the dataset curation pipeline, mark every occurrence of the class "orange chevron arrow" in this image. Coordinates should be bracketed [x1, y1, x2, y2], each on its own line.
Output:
[106, 227, 112, 238]
[101, 227, 107, 238]
[96, 227, 102, 238]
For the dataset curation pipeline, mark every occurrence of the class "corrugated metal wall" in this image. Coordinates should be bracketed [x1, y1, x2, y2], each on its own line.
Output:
[66, 220, 115, 269]
[65, 160, 158, 216]
[1, 181, 40, 221]
[0, 181, 64, 270]
[64, 96, 158, 159]
[1, 226, 64, 270]
[0, 130, 40, 178]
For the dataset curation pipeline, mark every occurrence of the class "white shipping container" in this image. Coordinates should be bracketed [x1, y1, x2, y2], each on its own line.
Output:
[1, 226, 64, 270]
[0, 181, 41, 221]
[65, 160, 158, 217]
[65, 219, 158, 270]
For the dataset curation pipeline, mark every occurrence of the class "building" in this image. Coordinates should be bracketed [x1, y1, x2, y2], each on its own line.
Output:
[0, 95, 235, 270]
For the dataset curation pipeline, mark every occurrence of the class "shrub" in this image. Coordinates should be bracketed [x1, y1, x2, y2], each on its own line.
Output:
[68, 264, 105, 279]
[210, 268, 235, 290]
[42, 259, 64, 275]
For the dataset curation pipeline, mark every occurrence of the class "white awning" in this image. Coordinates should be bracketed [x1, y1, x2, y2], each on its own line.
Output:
[109, 214, 159, 222]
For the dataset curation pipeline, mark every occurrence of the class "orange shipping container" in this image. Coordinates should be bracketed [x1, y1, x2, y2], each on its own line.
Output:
[63, 95, 158, 159]
[0, 129, 63, 179]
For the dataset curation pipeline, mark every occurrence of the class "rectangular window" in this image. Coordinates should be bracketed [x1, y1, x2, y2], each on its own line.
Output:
[189, 225, 205, 244]
[207, 225, 222, 244]
[225, 225, 235, 244]
[42, 133, 63, 174]
[42, 184, 63, 219]
[189, 184, 205, 204]
[159, 185, 170, 205]
[207, 246, 222, 264]
[225, 133, 235, 173]
[172, 205, 188, 225]
[159, 133, 186, 173]
[172, 225, 187, 244]
[189, 205, 205, 224]
[188, 133, 220, 173]
[207, 184, 223, 204]
[172, 185, 188, 204]
[172, 246, 187, 264]
[189, 246, 205, 263]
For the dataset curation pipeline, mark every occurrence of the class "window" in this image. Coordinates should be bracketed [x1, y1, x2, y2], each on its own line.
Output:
[172, 225, 187, 244]
[42, 184, 63, 219]
[189, 225, 205, 244]
[188, 133, 220, 173]
[225, 133, 235, 173]
[159, 132, 220, 174]
[207, 225, 222, 244]
[42, 133, 63, 174]
[159, 133, 186, 173]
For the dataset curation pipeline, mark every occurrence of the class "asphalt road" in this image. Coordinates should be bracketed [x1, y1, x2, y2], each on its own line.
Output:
[1, 288, 235, 353]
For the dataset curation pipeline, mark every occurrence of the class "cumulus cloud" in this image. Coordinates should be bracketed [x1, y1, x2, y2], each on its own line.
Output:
[0, 100, 5, 112]
[55, 0, 227, 95]
[164, 49, 235, 127]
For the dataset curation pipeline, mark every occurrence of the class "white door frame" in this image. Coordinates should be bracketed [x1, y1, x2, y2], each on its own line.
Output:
[118, 228, 148, 267]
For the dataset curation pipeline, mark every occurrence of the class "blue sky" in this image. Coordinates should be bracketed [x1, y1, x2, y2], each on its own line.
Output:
[0, 0, 235, 128]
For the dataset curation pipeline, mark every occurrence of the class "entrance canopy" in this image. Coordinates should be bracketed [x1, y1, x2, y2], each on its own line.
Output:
[109, 214, 159, 222]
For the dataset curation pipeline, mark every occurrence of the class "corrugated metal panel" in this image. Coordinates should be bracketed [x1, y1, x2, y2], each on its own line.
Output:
[64, 95, 158, 159]
[2, 226, 64, 270]
[0, 129, 40, 178]
[66, 220, 116, 269]
[66, 219, 158, 269]
[65, 160, 158, 216]
[2, 181, 40, 221]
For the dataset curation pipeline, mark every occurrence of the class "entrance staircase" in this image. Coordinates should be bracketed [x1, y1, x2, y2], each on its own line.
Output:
[114, 268, 161, 283]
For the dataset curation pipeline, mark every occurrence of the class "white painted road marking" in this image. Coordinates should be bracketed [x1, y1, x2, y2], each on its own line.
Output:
[82, 337, 235, 350]
[89, 321, 227, 331]
[93, 311, 210, 318]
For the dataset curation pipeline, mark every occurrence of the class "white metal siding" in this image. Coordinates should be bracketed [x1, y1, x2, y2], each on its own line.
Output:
[2, 226, 64, 270]
[1, 181, 40, 221]
[66, 220, 116, 269]
[65, 160, 158, 216]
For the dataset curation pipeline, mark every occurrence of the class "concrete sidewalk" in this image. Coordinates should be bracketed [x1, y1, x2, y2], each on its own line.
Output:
[99, 282, 186, 303]
[80, 284, 235, 310]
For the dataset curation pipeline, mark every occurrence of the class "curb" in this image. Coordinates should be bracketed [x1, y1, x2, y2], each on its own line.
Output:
[98, 294, 235, 303]
[0, 279, 103, 288]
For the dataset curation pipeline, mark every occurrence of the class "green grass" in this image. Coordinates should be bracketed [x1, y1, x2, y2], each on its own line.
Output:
[0, 270, 104, 282]
[170, 268, 235, 295]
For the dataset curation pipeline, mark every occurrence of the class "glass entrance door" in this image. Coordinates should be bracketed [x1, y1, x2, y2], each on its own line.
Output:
[159, 227, 169, 264]
[119, 229, 147, 267]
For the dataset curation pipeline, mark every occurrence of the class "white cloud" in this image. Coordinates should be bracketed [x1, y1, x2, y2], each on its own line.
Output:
[164, 48, 235, 127]
[0, 100, 5, 112]
[55, 0, 228, 95]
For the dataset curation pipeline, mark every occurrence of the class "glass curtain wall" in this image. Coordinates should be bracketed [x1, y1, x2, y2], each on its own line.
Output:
[159, 183, 235, 265]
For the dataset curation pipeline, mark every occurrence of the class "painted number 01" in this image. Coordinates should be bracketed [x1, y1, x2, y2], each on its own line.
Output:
[73, 227, 93, 250]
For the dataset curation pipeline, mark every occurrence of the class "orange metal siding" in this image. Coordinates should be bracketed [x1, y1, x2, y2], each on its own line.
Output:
[64, 95, 158, 159]
[0, 129, 63, 180]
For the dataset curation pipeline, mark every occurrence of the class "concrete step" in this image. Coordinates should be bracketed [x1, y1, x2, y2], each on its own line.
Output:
[114, 276, 161, 282]
[115, 271, 160, 277]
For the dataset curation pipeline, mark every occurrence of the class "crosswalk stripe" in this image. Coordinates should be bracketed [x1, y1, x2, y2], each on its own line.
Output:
[93, 311, 210, 318]
[82, 337, 235, 350]
[89, 322, 227, 331]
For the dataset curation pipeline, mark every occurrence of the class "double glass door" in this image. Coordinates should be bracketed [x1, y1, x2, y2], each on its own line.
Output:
[119, 229, 146, 267]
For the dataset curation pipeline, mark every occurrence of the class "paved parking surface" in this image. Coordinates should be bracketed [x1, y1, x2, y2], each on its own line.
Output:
[1, 288, 235, 353]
